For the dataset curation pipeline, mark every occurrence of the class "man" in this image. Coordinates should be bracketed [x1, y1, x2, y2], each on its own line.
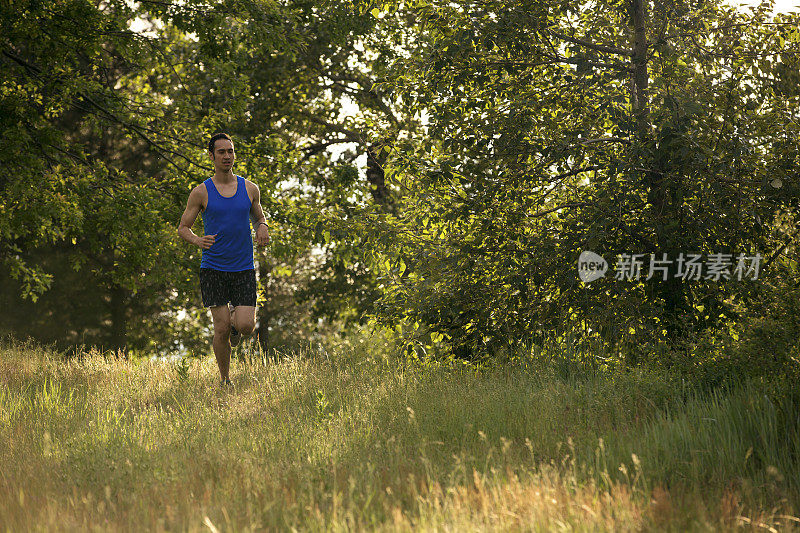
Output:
[178, 133, 270, 385]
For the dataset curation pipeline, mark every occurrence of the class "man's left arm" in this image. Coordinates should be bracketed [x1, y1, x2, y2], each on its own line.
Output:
[248, 181, 270, 247]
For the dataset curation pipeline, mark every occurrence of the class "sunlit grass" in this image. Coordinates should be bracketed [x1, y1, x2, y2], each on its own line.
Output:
[0, 336, 797, 531]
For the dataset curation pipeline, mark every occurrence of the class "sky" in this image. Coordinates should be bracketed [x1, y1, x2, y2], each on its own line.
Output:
[129, 1, 800, 36]
[733, 0, 800, 11]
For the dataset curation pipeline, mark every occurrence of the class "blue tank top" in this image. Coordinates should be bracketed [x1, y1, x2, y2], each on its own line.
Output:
[200, 176, 254, 271]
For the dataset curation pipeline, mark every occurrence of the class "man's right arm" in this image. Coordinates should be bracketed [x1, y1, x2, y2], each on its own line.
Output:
[178, 186, 216, 249]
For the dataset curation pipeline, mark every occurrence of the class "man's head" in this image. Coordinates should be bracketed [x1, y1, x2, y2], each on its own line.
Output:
[208, 133, 235, 171]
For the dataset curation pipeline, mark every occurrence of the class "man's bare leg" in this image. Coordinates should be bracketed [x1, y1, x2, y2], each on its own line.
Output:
[210, 305, 232, 381]
[231, 305, 256, 337]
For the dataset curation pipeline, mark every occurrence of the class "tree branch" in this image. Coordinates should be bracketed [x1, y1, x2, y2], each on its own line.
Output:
[297, 110, 364, 144]
[529, 201, 590, 218]
[580, 136, 631, 145]
[2, 48, 202, 173]
[539, 51, 635, 73]
[548, 29, 633, 56]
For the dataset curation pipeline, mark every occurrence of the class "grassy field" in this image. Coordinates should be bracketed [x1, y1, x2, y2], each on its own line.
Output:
[0, 336, 798, 532]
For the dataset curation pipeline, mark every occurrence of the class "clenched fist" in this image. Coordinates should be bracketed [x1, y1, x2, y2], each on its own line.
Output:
[255, 224, 270, 247]
[197, 234, 217, 249]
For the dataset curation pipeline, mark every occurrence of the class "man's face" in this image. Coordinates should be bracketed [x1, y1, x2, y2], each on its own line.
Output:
[210, 138, 235, 171]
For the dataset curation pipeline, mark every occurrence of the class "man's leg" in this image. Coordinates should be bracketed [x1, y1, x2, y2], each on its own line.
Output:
[231, 306, 256, 338]
[230, 269, 258, 340]
[210, 305, 232, 380]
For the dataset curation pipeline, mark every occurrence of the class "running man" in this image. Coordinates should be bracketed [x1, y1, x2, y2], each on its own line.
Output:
[178, 133, 270, 385]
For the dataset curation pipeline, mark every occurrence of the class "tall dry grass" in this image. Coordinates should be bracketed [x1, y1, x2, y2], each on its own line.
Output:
[0, 336, 797, 531]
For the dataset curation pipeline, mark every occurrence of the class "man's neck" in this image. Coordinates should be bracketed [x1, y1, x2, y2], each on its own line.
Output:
[213, 169, 236, 183]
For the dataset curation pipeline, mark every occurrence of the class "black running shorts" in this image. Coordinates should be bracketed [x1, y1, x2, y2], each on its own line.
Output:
[199, 268, 257, 308]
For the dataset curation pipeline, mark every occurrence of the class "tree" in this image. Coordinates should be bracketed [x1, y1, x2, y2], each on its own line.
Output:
[0, 0, 210, 351]
[367, 0, 800, 360]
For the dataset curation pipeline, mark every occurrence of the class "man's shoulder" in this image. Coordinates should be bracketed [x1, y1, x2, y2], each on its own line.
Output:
[192, 181, 210, 194]
[241, 176, 258, 188]
[242, 177, 260, 195]
[187, 181, 209, 204]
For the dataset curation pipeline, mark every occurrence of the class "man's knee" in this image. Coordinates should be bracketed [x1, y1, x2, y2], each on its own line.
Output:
[211, 311, 231, 337]
[232, 306, 256, 335]
[214, 322, 231, 338]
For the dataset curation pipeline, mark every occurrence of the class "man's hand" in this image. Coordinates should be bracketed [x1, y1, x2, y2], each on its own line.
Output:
[197, 234, 217, 249]
[255, 224, 270, 247]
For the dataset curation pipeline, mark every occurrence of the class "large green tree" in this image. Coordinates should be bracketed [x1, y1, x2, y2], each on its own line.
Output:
[367, 0, 800, 360]
[0, 0, 212, 351]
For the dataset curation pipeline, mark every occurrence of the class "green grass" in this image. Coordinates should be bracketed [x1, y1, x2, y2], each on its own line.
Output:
[0, 336, 798, 531]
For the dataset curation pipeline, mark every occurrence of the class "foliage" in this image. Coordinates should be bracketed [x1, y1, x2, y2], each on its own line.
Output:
[2, 0, 800, 365]
[690, 208, 800, 383]
[1, 0, 199, 290]
[365, 0, 800, 359]
[133, 0, 424, 348]
[0, 0, 215, 351]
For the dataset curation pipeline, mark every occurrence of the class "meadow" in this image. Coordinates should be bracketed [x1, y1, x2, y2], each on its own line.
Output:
[0, 335, 798, 531]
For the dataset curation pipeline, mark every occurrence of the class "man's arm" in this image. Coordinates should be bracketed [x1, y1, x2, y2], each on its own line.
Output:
[178, 186, 216, 249]
[248, 181, 270, 247]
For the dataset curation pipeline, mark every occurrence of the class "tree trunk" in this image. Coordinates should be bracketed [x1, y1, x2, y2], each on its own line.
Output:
[631, 0, 649, 140]
[109, 283, 128, 353]
[630, 0, 687, 342]
[366, 142, 390, 206]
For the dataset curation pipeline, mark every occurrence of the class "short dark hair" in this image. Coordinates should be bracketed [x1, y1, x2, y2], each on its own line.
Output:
[208, 133, 232, 154]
